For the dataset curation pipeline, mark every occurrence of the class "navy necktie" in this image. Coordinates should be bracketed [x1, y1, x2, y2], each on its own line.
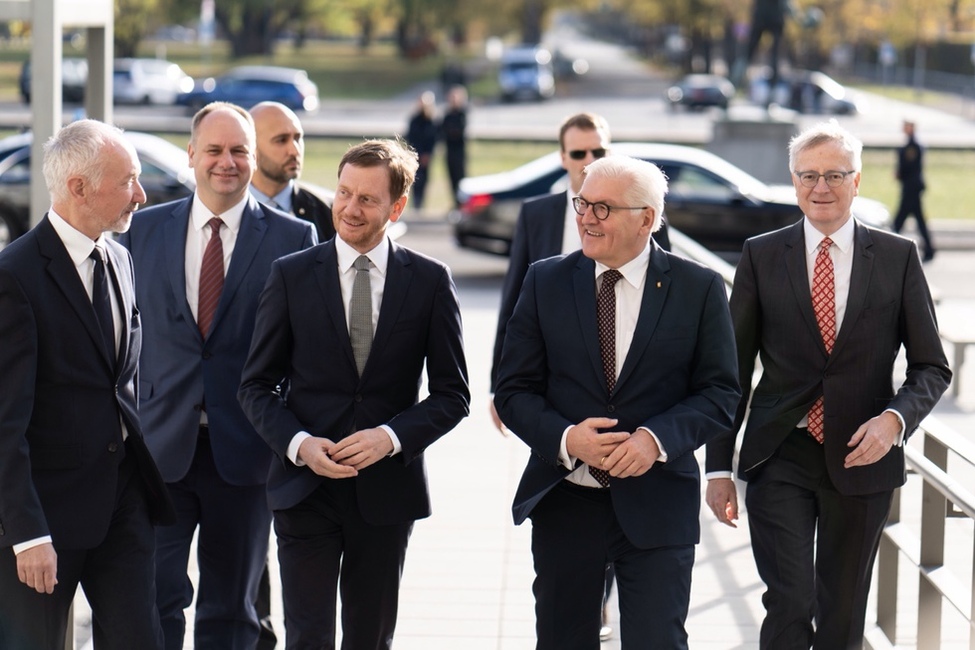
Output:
[90, 247, 116, 367]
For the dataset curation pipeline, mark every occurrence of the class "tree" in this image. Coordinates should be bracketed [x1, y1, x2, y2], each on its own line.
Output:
[115, 0, 161, 58]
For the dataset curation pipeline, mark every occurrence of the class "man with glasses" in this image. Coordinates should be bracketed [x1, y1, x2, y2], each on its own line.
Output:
[495, 155, 740, 648]
[705, 122, 950, 649]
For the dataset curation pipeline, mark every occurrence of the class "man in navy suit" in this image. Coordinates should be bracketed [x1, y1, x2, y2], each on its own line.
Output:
[705, 122, 950, 649]
[119, 103, 317, 650]
[494, 155, 740, 649]
[239, 139, 470, 649]
[0, 120, 174, 649]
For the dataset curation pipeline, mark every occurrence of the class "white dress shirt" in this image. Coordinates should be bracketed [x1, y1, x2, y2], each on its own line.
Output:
[557, 243, 668, 488]
[560, 189, 582, 255]
[184, 194, 247, 323]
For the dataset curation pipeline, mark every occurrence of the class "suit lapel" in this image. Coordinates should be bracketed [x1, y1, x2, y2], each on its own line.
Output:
[103, 243, 129, 373]
[162, 198, 198, 339]
[545, 192, 568, 256]
[368, 241, 412, 377]
[215, 199, 267, 337]
[615, 243, 670, 393]
[315, 241, 357, 371]
[831, 222, 874, 359]
[783, 222, 826, 355]
[572, 254, 606, 394]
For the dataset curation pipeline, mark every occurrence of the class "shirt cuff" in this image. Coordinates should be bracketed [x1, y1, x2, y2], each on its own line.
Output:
[705, 471, 734, 481]
[287, 431, 312, 466]
[380, 424, 401, 456]
[636, 426, 668, 462]
[558, 425, 575, 470]
[13, 536, 53, 555]
[884, 408, 907, 446]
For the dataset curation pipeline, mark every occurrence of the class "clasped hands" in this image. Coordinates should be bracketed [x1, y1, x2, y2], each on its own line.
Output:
[298, 427, 393, 478]
[567, 417, 660, 479]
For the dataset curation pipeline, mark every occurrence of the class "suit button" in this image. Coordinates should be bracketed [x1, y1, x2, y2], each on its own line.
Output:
[193, 403, 203, 412]
[354, 394, 363, 403]
[108, 442, 119, 453]
[202, 351, 212, 360]
[607, 405, 616, 413]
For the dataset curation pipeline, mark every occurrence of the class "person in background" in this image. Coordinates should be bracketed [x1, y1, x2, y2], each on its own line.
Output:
[250, 100, 336, 243]
[404, 90, 438, 210]
[119, 102, 317, 650]
[239, 138, 470, 649]
[706, 121, 950, 649]
[893, 119, 935, 262]
[0, 119, 174, 649]
[440, 85, 468, 208]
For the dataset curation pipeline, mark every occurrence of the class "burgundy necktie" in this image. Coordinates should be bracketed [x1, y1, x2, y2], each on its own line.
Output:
[807, 237, 835, 443]
[590, 269, 622, 487]
[198, 217, 224, 338]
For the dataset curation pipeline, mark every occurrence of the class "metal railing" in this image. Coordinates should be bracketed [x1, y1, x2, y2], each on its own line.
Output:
[670, 227, 974, 650]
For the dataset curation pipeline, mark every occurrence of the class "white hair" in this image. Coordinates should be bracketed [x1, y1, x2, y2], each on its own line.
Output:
[788, 120, 863, 173]
[42, 119, 128, 204]
[583, 155, 668, 232]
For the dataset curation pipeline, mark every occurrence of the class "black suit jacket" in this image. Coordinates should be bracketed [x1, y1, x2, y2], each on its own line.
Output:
[706, 220, 951, 494]
[0, 218, 173, 551]
[495, 245, 740, 549]
[293, 184, 335, 243]
[492, 191, 671, 390]
[239, 238, 470, 524]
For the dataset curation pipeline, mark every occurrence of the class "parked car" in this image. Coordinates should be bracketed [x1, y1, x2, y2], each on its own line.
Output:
[114, 58, 195, 105]
[451, 142, 890, 257]
[750, 69, 866, 115]
[666, 74, 736, 111]
[0, 131, 196, 251]
[498, 45, 556, 102]
[19, 57, 88, 104]
[176, 65, 320, 113]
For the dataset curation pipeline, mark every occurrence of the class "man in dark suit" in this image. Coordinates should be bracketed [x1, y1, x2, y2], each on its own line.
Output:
[250, 100, 336, 243]
[706, 122, 951, 649]
[119, 103, 317, 650]
[494, 155, 740, 649]
[893, 119, 934, 262]
[239, 139, 470, 649]
[0, 120, 174, 649]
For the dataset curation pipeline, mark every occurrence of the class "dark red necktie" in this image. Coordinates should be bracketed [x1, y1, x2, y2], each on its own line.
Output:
[807, 237, 835, 443]
[198, 217, 224, 338]
[590, 269, 622, 487]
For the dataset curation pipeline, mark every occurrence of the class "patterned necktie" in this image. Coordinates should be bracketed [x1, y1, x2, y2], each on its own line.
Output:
[350, 255, 373, 376]
[590, 269, 623, 487]
[89, 247, 116, 366]
[807, 237, 835, 443]
[198, 217, 224, 338]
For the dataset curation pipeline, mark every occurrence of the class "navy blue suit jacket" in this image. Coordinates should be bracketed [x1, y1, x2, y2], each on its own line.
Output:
[494, 245, 740, 549]
[0, 218, 173, 550]
[238, 238, 470, 524]
[119, 195, 317, 486]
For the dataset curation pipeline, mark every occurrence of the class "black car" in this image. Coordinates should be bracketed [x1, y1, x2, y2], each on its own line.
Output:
[451, 142, 890, 257]
[0, 131, 196, 250]
[19, 58, 88, 104]
[666, 74, 736, 111]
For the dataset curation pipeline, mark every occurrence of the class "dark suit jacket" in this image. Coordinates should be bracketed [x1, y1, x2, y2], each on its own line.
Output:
[705, 220, 951, 495]
[491, 191, 671, 390]
[0, 218, 173, 551]
[494, 245, 740, 549]
[238, 238, 470, 524]
[119, 195, 317, 487]
[293, 184, 335, 243]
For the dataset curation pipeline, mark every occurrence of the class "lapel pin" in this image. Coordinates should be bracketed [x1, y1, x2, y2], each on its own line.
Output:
[656, 281, 661, 288]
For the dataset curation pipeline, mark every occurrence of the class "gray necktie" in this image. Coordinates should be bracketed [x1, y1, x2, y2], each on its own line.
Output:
[350, 255, 373, 375]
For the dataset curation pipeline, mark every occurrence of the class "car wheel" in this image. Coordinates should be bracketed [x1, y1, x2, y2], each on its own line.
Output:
[0, 210, 22, 251]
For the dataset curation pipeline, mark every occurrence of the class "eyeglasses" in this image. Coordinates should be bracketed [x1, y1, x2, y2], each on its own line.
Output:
[793, 170, 856, 188]
[566, 148, 608, 161]
[572, 196, 646, 221]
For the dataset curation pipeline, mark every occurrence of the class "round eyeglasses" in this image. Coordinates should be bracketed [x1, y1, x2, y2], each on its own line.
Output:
[793, 170, 856, 188]
[572, 196, 646, 221]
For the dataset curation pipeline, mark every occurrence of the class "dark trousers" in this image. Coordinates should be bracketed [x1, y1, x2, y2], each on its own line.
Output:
[274, 478, 413, 650]
[0, 449, 162, 650]
[893, 188, 934, 258]
[529, 481, 694, 650]
[154, 434, 272, 650]
[745, 429, 893, 650]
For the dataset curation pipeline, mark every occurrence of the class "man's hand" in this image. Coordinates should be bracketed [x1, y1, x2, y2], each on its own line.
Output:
[603, 428, 659, 478]
[566, 417, 630, 469]
[330, 428, 394, 471]
[298, 437, 358, 479]
[16, 543, 58, 594]
[845, 411, 901, 468]
[488, 400, 508, 436]
[705, 478, 739, 528]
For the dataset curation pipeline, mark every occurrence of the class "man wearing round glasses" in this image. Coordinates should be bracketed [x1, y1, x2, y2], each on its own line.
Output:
[495, 155, 740, 648]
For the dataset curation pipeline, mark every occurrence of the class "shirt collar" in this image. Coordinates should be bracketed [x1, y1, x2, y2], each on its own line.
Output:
[47, 209, 109, 267]
[592, 241, 651, 289]
[335, 234, 389, 277]
[803, 216, 855, 254]
[191, 193, 248, 236]
[249, 182, 294, 213]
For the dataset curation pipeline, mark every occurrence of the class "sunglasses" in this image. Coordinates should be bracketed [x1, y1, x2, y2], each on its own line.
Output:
[566, 148, 607, 161]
